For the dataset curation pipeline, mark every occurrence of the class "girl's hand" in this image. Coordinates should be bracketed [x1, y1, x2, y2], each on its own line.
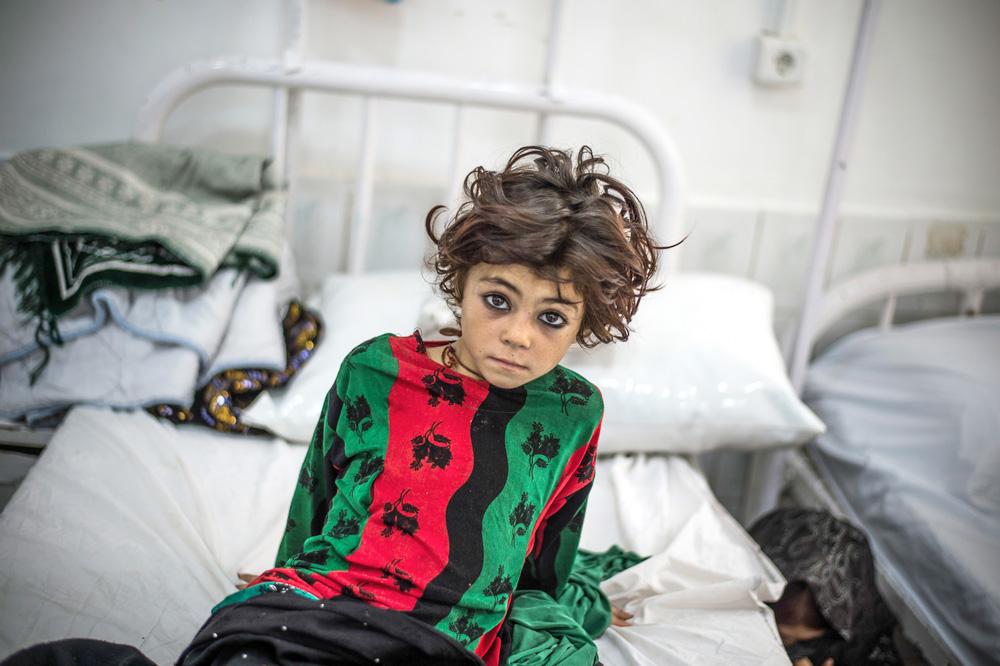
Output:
[236, 572, 259, 590]
[611, 605, 634, 626]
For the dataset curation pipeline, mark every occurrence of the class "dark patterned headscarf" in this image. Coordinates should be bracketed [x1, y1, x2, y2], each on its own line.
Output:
[749, 508, 882, 642]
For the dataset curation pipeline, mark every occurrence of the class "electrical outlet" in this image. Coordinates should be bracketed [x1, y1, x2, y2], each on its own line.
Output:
[925, 222, 968, 259]
[753, 33, 805, 87]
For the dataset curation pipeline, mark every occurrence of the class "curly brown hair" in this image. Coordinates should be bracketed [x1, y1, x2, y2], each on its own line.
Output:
[425, 145, 672, 347]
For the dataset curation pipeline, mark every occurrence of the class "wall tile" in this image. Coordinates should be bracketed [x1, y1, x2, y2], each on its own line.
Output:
[680, 207, 758, 275]
[827, 215, 910, 284]
[751, 211, 816, 310]
[975, 221, 1000, 258]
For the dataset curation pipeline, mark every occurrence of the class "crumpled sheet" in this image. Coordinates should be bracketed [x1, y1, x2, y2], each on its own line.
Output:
[560, 547, 646, 638]
[0, 410, 788, 665]
[582, 454, 790, 665]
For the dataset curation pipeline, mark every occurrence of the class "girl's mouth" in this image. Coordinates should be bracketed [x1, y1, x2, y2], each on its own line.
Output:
[490, 357, 527, 371]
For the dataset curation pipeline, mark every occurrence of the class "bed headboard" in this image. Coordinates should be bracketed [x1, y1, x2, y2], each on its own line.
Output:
[132, 56, 686, 275]
[789, 257, 1000, 389]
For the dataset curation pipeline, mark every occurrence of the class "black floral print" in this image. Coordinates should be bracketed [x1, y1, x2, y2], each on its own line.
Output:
[297, 467, 318, 494]
[410, 421, 453, 470]
[509, 492, 536, 543]
[341, 581, 375, 602]
[354, 453, 384, 483]
[381, 558, 416, 593]
[422, 367, 465, 407]
[548, 368, 593, 414]
[448, 610, 484, 645]
[381, 489, 420, 537]
[482, 565, 513, 609]
[521, 422, 561, 478]
[329, 510, 360, 539]
[346, 395, 373, 443]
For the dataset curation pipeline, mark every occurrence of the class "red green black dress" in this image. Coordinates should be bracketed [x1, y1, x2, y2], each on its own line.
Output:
[197, 331, 603, 665]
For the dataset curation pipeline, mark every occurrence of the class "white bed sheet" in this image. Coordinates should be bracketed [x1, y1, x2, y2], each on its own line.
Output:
[804, 315, 1000, 666]
[0, 407, 787, 665]
[582, 455, 788, 665]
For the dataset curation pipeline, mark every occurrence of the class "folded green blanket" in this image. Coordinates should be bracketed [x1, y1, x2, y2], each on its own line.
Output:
[0, 141, 285, 379]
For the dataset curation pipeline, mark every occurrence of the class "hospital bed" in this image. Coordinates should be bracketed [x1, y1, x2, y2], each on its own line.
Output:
[769, 259, 1000, 666]
[738, 3, 1000, 660]
[0, 19, 815, 664]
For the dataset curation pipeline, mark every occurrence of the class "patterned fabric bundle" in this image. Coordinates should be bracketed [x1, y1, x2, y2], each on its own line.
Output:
[750, 508, 901, 665]
[0, 141, 285, 379]
[148, 301, 322, 434]
[194, 331, 607, 666]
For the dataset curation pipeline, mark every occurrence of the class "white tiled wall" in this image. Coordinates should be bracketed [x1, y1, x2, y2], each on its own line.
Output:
[681, 207, 759, 276]
[679, 207, 1000, 357]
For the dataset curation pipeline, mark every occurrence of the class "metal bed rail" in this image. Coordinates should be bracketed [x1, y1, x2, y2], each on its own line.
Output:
[753, 256, 1000, 665]
[133, 56, 686, 275]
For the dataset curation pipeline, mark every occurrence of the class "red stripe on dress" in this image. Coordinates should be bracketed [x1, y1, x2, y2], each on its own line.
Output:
[333, 335, 488, 610]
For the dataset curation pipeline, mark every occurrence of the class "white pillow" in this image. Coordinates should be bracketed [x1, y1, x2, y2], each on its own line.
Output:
[241, 271, 438, 441]
[245, 271, 824, 453]
[561, 272, 824, 453]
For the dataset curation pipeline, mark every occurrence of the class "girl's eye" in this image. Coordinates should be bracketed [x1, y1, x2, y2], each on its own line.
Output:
[539, 311, 567, 328]
[484, 293, 510, 311]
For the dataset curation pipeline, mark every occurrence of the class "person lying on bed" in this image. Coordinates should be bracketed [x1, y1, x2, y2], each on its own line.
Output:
[178, 145, 664, 666]
[751, 508, 903, 666]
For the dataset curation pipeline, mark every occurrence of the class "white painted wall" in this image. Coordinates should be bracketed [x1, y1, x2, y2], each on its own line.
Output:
[2, 0, 999, 325]
[0, 0, 280, 155]
[4, 1, 998, 205]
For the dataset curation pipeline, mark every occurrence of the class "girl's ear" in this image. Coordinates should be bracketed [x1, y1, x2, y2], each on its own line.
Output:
[442, 307, 462, 338]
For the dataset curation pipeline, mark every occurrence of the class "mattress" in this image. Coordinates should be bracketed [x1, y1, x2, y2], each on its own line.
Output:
[0, 407, 788, 665]
[804, 315, 1000, 666]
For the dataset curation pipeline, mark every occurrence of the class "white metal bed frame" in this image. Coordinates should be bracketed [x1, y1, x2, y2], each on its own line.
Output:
[776, 259, 1000, 666]
[133, 56, 686, 273]
[132, 0, 686, 276]
[0, 0, 686, 452]
[738, 0, 1000, 663]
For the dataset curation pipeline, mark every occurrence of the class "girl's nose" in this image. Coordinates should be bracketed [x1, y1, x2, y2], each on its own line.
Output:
[500, 315, 532, 350]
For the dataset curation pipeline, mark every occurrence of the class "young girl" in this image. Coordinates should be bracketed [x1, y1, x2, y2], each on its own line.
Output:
[178, 145, 664, 665]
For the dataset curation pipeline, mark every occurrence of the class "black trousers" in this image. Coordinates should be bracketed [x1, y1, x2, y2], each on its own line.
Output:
[2, 594, 485, 666]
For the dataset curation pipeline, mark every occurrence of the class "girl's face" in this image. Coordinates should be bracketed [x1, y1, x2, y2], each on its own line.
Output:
[453, 263, 584, 389]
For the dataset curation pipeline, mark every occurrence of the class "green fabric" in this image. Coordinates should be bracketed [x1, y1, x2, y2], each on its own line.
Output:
[574, 546, 648, 588]
[506, 591, 599, 666]
[558, 546, 648, 637]
[0, 141, 285, 380]
[506, 546, 648, 665]
[211, 581, 318, 614]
